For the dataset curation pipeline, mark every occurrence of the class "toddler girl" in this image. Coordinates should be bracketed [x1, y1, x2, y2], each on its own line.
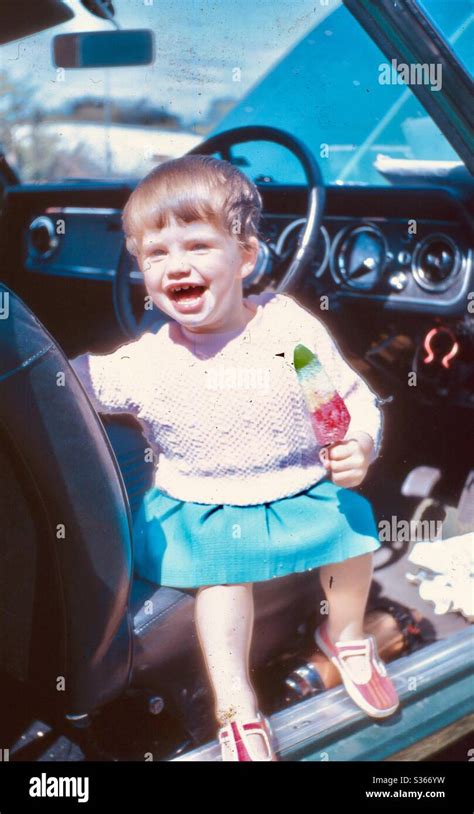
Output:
[71, 154, 399, 761]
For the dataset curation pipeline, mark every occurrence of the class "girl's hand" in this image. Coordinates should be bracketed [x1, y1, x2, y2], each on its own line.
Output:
[319, 431, 375, 488]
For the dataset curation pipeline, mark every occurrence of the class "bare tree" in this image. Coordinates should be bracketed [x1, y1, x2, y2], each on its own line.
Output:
[0, 71, 103, 181]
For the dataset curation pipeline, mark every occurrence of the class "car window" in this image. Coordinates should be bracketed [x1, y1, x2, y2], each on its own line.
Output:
[213, 0, 471, 185]
[0, 0, 468, 186]
[0, 0, 324, 183]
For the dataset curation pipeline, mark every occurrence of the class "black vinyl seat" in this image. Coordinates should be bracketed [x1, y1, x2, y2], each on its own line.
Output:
[0, 283, 202, 719]
[0, 283, 321, 735]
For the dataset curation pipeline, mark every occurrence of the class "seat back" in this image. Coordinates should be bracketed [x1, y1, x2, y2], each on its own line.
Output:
[0, 284, 133, 714]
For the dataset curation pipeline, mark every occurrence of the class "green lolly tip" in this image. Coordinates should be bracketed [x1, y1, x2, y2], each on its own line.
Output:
[293, 343, 316, 371]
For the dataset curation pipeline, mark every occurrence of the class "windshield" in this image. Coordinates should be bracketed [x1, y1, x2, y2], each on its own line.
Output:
[0, 0, 471, 185]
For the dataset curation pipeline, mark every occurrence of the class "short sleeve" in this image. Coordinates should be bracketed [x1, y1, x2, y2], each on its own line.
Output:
[69, 341, 142, 416]
[280, 294, 384, 462]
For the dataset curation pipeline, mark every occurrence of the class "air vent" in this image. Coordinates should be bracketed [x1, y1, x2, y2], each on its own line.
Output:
[28, 216, 59, 260]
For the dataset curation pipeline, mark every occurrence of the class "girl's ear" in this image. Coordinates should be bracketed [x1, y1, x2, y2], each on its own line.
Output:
[240, 236, 259, 280]
[125, 234, 139, 258]
[134, 244, 149, 276]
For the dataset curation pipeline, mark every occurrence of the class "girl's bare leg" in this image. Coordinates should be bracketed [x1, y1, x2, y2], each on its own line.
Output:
[319, 552, 373, 678]
[194, 582, 269, 759]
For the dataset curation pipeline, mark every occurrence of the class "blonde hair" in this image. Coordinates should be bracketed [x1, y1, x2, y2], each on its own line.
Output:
[122, 154, 262, 257]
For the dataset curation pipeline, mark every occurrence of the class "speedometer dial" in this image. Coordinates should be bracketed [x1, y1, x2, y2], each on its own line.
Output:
[331, 224, 387, 291]
[275, 219, 330, 278]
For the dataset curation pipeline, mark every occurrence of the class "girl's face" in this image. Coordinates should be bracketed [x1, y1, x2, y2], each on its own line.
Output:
[137, 216, 259, 333]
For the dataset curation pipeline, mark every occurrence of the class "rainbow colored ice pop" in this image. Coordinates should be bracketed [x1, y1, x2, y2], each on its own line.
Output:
[293, 343, 351, 447]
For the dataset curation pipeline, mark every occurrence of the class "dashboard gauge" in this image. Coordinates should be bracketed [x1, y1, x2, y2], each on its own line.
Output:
[330, 224, 388, 291]
[275, 219, 330, 278]
[412, 234, 461, 292]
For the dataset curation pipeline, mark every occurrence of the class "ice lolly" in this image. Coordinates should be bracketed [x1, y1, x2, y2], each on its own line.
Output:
[293, 343, 351, 447]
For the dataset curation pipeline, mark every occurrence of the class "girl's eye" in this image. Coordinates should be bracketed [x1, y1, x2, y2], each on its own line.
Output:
[191, 243, 209, 251]
[151, 249, 166, 258]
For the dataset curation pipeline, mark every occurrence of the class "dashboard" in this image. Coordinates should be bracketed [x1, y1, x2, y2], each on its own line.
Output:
[3, 181, 469, 412]
[20, 184, 473, 318]
[260, 213, 470, 312]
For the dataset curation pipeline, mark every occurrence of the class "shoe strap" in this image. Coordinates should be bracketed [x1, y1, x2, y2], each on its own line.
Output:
[241, 720, 272, 750]
[335, 636, 375, 661]
[219, 718, 273, 761]
[338, 649, 369, 662]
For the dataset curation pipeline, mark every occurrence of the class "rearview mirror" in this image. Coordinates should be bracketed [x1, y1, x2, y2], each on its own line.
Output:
[52, 29, 155, 69]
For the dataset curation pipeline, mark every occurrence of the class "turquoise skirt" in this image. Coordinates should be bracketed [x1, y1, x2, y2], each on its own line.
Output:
[131, 476, 381, 588]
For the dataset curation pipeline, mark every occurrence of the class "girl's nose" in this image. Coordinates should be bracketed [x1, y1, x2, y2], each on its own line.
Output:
[167, 250, 192, 273]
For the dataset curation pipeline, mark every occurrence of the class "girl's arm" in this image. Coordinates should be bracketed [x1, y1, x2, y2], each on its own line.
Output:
[280, 294, 383, 464]
[69, 343, 142, 416]
[310, 318, 383, 464]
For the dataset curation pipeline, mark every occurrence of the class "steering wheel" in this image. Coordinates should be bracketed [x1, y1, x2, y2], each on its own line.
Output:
[113, 125, 326, 338]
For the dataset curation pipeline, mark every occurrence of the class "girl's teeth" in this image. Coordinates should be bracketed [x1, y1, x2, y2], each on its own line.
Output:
[170, 285, 206, 302]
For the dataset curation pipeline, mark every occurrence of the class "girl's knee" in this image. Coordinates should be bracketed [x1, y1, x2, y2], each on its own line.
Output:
[196, 582, 251, 598]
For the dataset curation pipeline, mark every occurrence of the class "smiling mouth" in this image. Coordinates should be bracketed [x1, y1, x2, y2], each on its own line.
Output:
[167, 284, 207, 303]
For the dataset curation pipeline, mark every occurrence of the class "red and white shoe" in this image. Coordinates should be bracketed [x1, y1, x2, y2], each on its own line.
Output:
[314, 621, 400, 718]
[218, 713, 278, 761]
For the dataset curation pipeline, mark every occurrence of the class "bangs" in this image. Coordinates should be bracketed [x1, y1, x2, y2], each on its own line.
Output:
[129, 189, 225, 235]
[123, 178, 226, 256]
[122, 154, 262, 257]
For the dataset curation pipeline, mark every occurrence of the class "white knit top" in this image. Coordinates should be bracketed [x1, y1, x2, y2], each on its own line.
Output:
[70, 292, 383, 506]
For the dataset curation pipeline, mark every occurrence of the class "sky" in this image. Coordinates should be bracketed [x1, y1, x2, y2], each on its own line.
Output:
[0, 0, 341, 126]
